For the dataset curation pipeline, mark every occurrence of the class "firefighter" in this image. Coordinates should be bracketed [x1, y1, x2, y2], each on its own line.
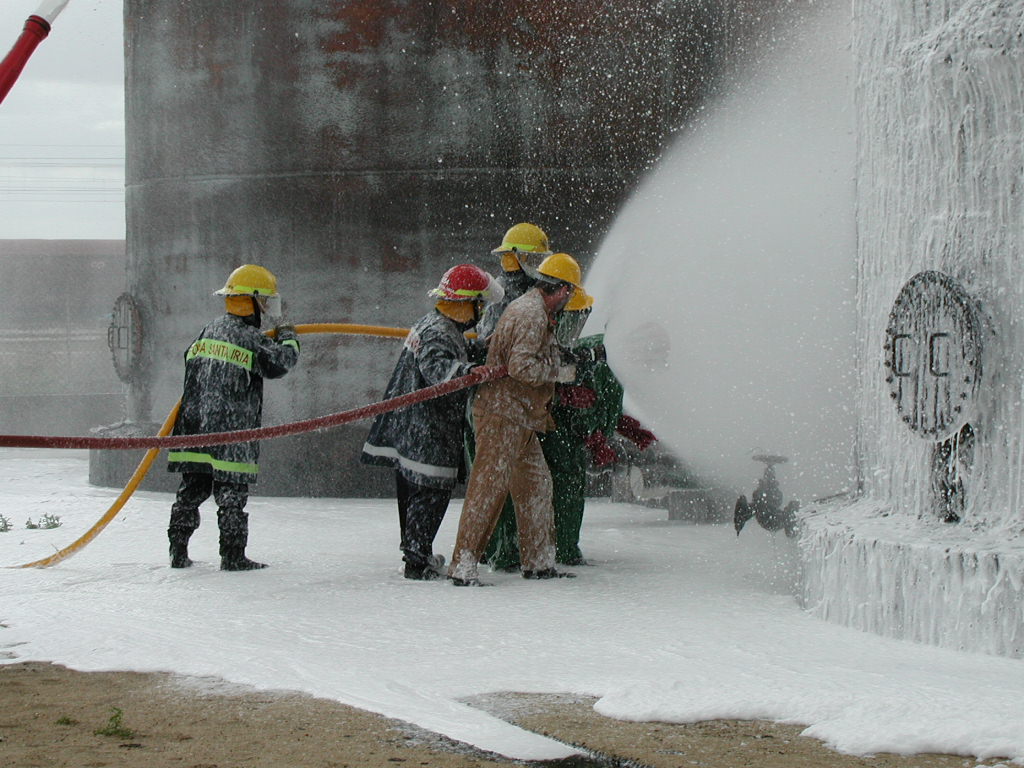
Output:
[475, 222, 552, 569]
[543, 287, 607, 565]
[448, 253, 582, 585]
[545, 288, 657, 564]
[361, 264, 503, 580]
[486, 281, 658, 568]
[166, 264, 300, 571]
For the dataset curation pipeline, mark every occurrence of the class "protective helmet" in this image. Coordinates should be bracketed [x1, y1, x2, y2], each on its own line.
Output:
[491, 222, 551, 255]
[214, 264, 279, 297]
[535, 252, 582, 288]
[492, 222, 552, 275]
[564, 285, 594, 311]
[428, 264, 504, 304]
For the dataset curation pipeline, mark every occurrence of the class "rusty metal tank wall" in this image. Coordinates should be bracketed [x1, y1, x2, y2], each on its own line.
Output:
[119, 1, 727, 496]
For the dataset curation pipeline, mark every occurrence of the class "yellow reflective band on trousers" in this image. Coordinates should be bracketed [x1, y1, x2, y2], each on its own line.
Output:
[281, 339, 299, 351]
[167, 451, 259, 475]
[186, 338, 253, 370]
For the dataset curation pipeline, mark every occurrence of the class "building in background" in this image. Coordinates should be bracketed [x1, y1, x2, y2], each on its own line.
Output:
[0, 239, 125, 435]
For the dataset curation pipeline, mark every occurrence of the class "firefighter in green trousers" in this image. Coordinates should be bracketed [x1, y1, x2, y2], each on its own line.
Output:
[546, 335, 618, 564]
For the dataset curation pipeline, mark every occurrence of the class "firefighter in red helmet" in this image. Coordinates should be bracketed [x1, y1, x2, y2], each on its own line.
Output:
[361, 264, 503, 580]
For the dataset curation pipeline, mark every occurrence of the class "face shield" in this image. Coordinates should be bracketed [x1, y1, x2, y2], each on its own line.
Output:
[481, 273, 505, 305]
[464, 275, 504, 328]
[508, 248, 551, 280]
[255, 294, 282, 322]
[555, 307, 591, 347]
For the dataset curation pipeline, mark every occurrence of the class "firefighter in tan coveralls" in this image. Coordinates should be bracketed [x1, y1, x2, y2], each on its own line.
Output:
[448, 253, 584, 586]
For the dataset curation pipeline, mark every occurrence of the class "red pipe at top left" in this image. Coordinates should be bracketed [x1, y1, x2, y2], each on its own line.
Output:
[0, 0, 72, 104]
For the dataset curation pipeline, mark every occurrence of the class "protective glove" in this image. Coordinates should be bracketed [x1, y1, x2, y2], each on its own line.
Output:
[555, 364, 577, 383]
[560, 347, 581, 366]
[559, 384, 597, 409]
[616, 414, 657, 450]
[273, 325, 299, 352]
[584, 430, 618, 468]
[561, 345, 606, 365]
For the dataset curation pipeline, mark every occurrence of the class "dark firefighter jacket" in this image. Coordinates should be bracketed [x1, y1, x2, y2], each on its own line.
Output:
[167, 313, 300, 484]
[360, 310, 479, 490]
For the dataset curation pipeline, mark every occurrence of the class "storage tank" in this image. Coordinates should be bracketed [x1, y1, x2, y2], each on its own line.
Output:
[111, 1, 778, 495]
[798, 0, 1024, 658]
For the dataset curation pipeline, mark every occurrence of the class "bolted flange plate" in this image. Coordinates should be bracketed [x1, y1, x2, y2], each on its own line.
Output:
[884, 271, 982, 440]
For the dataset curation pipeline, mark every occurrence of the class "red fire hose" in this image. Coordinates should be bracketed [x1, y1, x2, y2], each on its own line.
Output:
[6, 322, 502, 568]
[0, 365, 505, 450]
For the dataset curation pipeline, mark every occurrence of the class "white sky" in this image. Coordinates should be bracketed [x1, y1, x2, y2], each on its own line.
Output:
[0, 450, 1020, 765]
[0, 0, 124, 239]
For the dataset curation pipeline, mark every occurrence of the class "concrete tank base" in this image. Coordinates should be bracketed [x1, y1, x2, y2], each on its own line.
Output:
[799, 500, 1024, 660]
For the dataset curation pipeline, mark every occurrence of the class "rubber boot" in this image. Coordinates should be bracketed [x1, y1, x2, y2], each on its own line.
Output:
[219, 536, 267, 571]
[522, 568, 576, 579]
[168, 528, 194, 569]
[404, 553, 445, 581]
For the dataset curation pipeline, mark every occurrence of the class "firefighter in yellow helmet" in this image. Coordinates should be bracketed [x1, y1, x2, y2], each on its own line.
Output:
[166, 265, 300, 571]
[545, 284, 656, 564]
[475, 222, 553, 339]
[483, 254, 585, 571]
[448, 252, 582, 585]
[485, 267, 658, 569]
[466, 223, 552, 568]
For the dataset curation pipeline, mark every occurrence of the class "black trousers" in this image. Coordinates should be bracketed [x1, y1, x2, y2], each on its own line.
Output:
[395, 472, 451, 568]
[169, 472, 250, 543]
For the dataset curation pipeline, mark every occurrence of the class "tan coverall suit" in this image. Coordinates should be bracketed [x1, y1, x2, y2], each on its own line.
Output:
[449, 288, 561, 581]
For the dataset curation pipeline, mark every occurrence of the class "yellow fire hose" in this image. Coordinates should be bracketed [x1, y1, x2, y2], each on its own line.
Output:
[11, 323, 411, 569]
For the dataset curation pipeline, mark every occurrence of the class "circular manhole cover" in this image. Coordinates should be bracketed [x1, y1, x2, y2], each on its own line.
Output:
[884, 271, 982, 440]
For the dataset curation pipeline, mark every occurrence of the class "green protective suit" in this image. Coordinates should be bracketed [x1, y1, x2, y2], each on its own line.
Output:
[484, 334, 624, 568]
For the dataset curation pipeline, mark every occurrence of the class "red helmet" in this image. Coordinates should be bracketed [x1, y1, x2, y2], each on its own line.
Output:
[429, 264, 504, 303]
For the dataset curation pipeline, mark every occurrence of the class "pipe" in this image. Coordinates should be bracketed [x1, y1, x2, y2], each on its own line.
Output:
[0, 2, 71, 104]
[286, 322, 410, 339]
[0, 364, 504, 450]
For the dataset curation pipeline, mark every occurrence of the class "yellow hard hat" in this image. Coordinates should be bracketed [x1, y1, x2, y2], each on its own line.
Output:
[214, 264, 278, 297]
[491, 222, 552, 255]
[564, 285, 594, 311]
[536, 252, 582, 288]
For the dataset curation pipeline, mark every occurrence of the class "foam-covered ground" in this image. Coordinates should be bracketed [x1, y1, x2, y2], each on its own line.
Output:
[0, 449, 1020, 764]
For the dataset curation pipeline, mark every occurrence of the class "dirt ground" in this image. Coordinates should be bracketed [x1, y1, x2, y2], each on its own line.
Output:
[0, 661, 1009, 768]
